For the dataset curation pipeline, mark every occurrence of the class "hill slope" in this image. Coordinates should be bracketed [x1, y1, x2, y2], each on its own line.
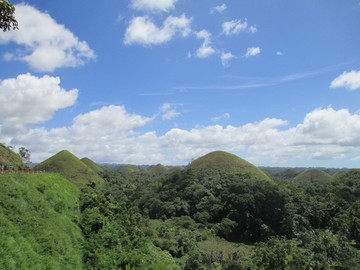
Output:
[0, 143, 23, 169]
[187, 151, 271, 181]
[294, 168, 331, 181]
[81, 157, 104, 174]
[0, 173, 83, 269]
[34, 150, 104, 187]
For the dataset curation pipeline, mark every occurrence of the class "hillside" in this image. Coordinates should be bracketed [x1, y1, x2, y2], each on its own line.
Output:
[293, 168, 332, 181]
[0, 143, 23, 169]
[187, 151, 271, 181]
[0, 173, 83, 269]
[81, 157, 104, 174]
[34, 150, 104, 187]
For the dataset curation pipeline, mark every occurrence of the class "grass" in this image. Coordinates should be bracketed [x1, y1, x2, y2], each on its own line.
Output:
[0, 173, 83, 269]
[187, 151, 271, 181]
[293, 168, 332, 182]
[34, 150, 104, 187]
[81, 157, 104, 173]
[0, 143, 23, 169]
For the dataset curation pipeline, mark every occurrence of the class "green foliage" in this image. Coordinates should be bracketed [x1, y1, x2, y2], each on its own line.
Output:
[0, 173, 83, 269]
[34, 150, 104, 187]
[0, 0, 18, 32]
[79, 183, 179, 269]
[0, 143, 24, 169]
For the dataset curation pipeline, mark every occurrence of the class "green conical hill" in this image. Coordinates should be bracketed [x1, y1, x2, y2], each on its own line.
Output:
[34, 150, 103, 187]
[294, 168, 331, 182]
[81, 157, 104, 174]
[0, 143, 24, 169]
[147, 164, 169, 175]
[187, 151, 271, 181]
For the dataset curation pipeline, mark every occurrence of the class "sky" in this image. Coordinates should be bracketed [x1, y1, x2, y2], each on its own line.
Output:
[1, 0, 360, 167]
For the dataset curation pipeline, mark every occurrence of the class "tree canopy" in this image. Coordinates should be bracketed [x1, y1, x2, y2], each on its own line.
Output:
[0, 0, 18, 32]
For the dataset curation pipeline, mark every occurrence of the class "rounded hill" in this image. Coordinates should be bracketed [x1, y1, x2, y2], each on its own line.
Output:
[293, 169, 331, 182]
[34, 150, 104, 187]
[187, 151, 270, 181]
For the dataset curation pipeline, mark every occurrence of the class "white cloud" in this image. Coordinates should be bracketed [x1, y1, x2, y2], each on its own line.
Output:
[7, 104, 360, 166]
[195, 30, 215, 58]
[0, 4, 95, 72]
[130, 0, 179, 12]
[221, 51, 235, 66]
[276, 51, 285, 56]
[210, 4, 227, 14]
[330, 70, 360, 90]
[245, 47, 261, 57]
[160, 103, 181, 120]
[222, 19, 257, 35]
[0, 73, 78, 135]
[124, 14, 192, 46]
[211, 113, 230, 122]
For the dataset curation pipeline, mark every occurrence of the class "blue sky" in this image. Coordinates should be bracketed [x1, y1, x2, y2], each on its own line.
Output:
[1, 0, 360, 167]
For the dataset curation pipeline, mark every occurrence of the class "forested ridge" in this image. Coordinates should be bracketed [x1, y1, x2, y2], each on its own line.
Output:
[1, 149, 360, 269]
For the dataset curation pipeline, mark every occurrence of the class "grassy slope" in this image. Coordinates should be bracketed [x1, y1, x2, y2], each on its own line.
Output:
[0, 173, 83, 269]
[293, 168, 332, 181]
[187, 151, 271, 181]
[34, 150, 104, 187]
[81, 157, 104, 174]
[0, 143, 23, 169]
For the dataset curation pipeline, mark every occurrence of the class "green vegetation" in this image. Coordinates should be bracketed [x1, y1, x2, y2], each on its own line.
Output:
[0, 143, 24, 169]
[0, 173, 83, 269]
[34, 150, 104, 187]
[293, 168, 331, 182]
[81, 157, 104, 174]
[187, 151, 271, 181]
[1, 149, 360, 269]
[0, 0, 18, 32]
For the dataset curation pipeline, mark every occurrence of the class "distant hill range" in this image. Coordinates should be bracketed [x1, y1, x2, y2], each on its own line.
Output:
[34, 150, 104, 187]
[187, 151, 271, 181]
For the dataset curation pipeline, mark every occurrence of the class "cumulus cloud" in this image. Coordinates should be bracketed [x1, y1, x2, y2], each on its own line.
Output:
[0, 4, 95, 72]
[330, 70, 360, 90]
[0, 73, 78, 134]
[210, 4, 227, 14]
[130, 0, 179, 12]
[245, 47, 261, 57]
[195, 30, 215, 58]
[221, 51, 235, 66]
[124, 14, 192, 46]
[222, 19, 257, 35]
[7, 104, 360, 166]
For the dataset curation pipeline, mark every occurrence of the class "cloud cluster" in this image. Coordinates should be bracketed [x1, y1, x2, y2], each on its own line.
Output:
[0, 4, 95, 72]
[5, 100, 360, 166]
[124, 1, 259, 65]
[0, 73, 78, 135]
[124, 15, 192, 45]
[330, 70, 360, 90]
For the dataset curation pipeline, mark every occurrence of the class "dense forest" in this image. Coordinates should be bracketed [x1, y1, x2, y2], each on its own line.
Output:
[1, 147, 360, 269]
